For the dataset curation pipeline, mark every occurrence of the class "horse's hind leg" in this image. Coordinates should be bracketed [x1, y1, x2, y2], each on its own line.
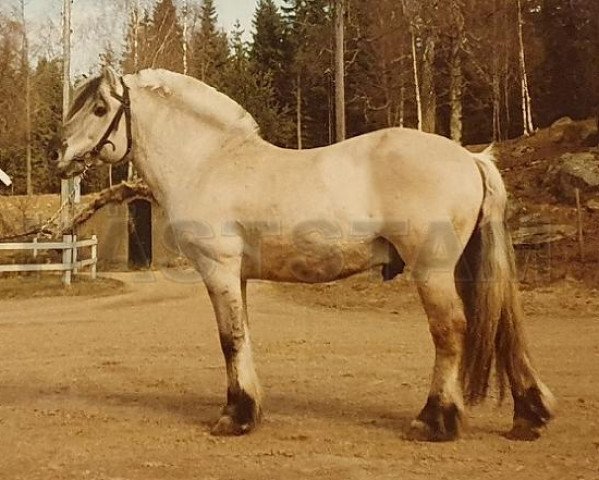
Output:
[411, 271, 466, 441]
[203, 260, 262, 436]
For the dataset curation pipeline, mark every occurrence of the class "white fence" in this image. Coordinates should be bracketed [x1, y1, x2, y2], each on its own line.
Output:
[0, 235, 98, 285]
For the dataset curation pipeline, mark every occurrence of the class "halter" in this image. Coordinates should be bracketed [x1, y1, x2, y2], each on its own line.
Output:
[86, 77, 133, 165]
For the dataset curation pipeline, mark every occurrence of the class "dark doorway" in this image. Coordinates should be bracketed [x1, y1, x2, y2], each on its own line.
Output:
[128, 199, 152, 269]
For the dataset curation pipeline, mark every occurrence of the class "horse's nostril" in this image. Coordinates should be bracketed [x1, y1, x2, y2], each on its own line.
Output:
[50, 150, 59, 162]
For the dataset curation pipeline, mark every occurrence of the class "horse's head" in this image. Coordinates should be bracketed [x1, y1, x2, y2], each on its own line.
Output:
[54, 67, 132, 178]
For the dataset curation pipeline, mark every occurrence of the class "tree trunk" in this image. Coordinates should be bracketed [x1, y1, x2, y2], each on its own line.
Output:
[492, 70, 502, 141]
[449, 0, 464, 144]
[334, 0, 346, 142]
[296, 73, 303, 150]
[491, 0, 502, 140]
[449, 54, 463, 144]
[517, 0, 534, 135]
[410, 30, 422, 131]
[399, 85, 405, 128]
[61, 0, 78, 233]
[421, 34, 436, 134]
[20, 0, 32, 196]
[128, 0, 140, 182]
[182, 0, 188, 75]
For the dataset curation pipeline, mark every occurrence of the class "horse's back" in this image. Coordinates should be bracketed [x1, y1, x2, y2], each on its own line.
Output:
[302, 128, 484, 226]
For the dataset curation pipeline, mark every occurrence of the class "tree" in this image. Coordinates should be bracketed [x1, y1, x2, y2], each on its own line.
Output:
[30, 57, 62, 194]
[0, 14, 26, 194]
[345, 0, 415, 133]
[250, 0, 290, 100]
[188, 0, 229, 87]
[122, 0, 184, 73]
[402, 0, 440, 134]
[18, 0, 32, 195]
[532, 0, 598, 126]
[283, 0, 335, 148]
[220, 21, 294, 146]
[146, 0, 185, 72]
[333, 0, 346, 142]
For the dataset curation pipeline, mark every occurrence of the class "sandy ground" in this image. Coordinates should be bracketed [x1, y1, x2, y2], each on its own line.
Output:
[0, 272, 598, 480]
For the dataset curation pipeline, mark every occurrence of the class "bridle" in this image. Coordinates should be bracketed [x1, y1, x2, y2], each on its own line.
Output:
[84, 76, 133, 165]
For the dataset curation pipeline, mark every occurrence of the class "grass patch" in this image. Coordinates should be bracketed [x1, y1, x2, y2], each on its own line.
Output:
[0, 274, 127, 300]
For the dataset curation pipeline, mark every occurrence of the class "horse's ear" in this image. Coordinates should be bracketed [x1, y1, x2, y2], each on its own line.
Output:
[101, 66, 119, 90]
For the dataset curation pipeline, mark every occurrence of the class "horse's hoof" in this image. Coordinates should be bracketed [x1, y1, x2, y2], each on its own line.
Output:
[508, 385, 555, 441]
[407, 418, 461, 442]
[408, 419, 433, 441]
[408, 396, 463, 442]
[210, 415, 254, 436]
[505, 419, 543, 441]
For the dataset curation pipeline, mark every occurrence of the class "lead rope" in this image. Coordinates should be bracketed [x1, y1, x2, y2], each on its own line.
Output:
[35, 181, 80, 239]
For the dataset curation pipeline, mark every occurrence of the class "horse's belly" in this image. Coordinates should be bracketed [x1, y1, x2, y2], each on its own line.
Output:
[242, 235, 392, 283]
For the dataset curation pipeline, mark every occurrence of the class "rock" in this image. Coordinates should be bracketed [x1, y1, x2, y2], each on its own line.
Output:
[512, 145, 535, 158]
[549, 117, 598, 146]
[586, 198, 599, 212]
[512, 224, 577, 247]
[549, 117, 573, 143]
[558, 152, 599, 201]
[551, 117, 574, 128]
[507, 192, 526, 220]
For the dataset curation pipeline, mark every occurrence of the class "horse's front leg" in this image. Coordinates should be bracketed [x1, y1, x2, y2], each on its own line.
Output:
[203, 260, 262, 436]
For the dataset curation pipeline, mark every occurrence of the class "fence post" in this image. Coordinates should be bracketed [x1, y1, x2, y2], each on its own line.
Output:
[62, 234, 72, 286]
[91, 234, 98, 280]
[32, 237, 38, 259]
[72, 234, 78, 275]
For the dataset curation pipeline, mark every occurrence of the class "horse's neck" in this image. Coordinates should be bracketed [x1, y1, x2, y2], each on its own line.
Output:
[128, 87, 249, 206]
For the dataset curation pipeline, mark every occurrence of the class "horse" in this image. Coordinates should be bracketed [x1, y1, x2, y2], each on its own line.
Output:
[55, 67, 555, 441]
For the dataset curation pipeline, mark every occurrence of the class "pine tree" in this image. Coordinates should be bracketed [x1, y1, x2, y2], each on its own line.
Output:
[220, 21, 294, 146]
[145, 0, 185, 72]
[345, 0, 415, 133]
[250, 0, 290, 101]
[533, 0, 598, 125]
[189, 0, 229, 87]
[282, 0, 335, 148]
[30, 57, 62, 193]
[123, 0, 184, 73]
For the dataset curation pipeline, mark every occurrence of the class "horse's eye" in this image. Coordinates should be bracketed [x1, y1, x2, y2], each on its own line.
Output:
[94, 105, 107, 117]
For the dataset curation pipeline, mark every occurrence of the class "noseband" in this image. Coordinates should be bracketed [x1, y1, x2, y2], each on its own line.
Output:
[87, 77, 133, 164]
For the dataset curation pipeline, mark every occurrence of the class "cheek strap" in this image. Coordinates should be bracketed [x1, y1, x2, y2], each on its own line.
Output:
[88, 77, 132, 164]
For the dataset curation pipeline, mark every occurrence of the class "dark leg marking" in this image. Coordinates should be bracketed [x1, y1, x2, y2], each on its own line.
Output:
[508, 387, 553, 441]
[219, 334, 236, 362]
[413, 395, 463, 442]
[212, 388, 261, 436]
[227, 388, 261, 427]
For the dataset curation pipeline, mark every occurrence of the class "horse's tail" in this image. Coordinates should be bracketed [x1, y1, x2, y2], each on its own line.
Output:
[456, 146, 531, 405]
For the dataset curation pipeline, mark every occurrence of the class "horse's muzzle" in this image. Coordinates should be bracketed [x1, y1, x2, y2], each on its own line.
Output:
[57, 158, 86, 179]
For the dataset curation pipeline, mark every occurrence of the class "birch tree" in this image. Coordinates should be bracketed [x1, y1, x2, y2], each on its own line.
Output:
[402, 0, 438, 133]
[517, 0, 534, 135]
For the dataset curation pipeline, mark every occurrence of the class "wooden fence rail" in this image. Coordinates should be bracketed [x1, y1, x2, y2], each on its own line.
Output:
[0, 235, 98, 285]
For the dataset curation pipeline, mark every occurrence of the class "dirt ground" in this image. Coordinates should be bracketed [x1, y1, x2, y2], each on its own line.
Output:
[0, 272, 598, 480]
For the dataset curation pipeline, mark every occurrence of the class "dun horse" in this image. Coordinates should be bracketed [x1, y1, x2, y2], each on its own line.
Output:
[55, 68, 555, 441]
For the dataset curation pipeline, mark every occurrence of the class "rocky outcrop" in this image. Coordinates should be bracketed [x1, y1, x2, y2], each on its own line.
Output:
[557, 152, 599, 201]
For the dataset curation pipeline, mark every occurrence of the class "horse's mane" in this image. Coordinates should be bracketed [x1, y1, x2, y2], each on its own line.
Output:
[132, 69, 259, 136]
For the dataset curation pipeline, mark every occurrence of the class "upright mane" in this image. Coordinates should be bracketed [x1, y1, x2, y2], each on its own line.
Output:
[132, 69, 259, 136]
[67, 76, 102, 121]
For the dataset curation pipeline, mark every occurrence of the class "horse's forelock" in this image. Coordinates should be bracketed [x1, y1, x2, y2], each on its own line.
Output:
[67, 76, 102, 120]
